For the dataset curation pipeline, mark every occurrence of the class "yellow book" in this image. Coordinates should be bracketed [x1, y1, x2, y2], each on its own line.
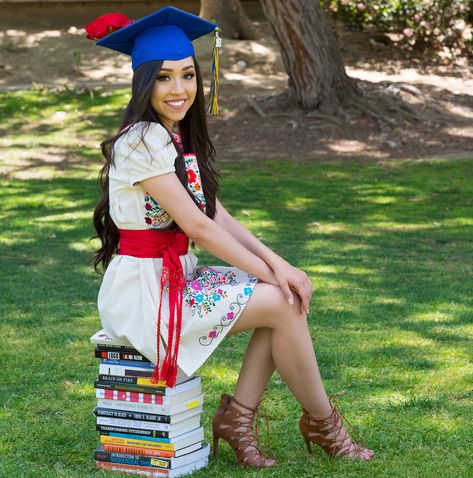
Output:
[100, 435, 174, 451]
[99, 427, 204, 452]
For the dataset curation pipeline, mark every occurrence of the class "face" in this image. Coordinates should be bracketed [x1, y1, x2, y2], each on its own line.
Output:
[150, 57, 197, 132]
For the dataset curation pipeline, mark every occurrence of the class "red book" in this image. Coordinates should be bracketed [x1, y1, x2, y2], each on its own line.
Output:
[96, 389, 165, 404]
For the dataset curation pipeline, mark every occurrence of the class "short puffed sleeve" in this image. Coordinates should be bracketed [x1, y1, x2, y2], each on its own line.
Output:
[114, 122, 178, 187]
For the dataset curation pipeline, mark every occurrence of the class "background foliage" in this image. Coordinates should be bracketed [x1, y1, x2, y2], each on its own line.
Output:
[321, 0, 472, 56]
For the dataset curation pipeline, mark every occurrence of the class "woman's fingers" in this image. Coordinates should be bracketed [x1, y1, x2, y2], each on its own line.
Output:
[281, 280, 294, 305]
[291, 282, 310, 315]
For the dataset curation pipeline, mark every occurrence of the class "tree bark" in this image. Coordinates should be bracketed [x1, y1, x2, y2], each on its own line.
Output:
[200, 0, 260, 40]
[260, 0, 360, 113]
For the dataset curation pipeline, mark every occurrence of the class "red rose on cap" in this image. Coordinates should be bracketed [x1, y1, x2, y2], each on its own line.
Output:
[85, 13, 133, 41]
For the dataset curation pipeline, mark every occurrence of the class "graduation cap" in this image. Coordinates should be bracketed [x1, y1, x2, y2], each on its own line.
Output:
[85, 6, 221, 114]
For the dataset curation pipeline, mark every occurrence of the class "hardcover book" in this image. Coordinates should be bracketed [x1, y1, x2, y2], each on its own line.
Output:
[99, 426, 204, 452]
[96, 397, 203, 416]
[95, 456, 209, 477]
[96, 415, 200, 439]
[95, 375, 200, 396]
[96, 415, 200, 433]
[93, 405, 202, 424]
[101, 358, 156, 369]
[95, 349, 152, 362]
[102, 441, 202, 458]
[95, 389, 203, 406]
[91, 329, 132, 346]
[94, 443, 210, 469]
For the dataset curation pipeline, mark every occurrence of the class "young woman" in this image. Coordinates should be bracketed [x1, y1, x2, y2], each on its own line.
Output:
[89, 6, 374, 469]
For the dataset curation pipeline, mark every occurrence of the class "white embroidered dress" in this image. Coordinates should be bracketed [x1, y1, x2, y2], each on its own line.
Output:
[97, 122, 258, 378]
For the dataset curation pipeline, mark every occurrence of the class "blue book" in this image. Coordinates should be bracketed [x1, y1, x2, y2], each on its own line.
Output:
[101, 358, 155, 369]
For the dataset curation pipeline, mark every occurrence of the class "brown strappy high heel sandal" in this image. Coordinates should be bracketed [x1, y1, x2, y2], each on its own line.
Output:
[212, 393, 276, 468]
[299, 399, 374, 461]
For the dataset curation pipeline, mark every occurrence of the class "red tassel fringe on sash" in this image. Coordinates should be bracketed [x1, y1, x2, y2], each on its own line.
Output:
[118, 228, 189, 388]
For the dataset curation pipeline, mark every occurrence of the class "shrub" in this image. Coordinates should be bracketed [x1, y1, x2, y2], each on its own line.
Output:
[321, 0, 472, 57]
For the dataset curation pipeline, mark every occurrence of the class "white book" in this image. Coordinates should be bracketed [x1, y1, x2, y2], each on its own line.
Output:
[91, 329, 132, 346]
[96, 415, 201, 436]
[98, 363, 192, 384]
[96, 456, 209, 477]
[95, 386, 201, 405]
[97, 373, 201, 398]
[96, 394, 204, 416]
[98, 363, 155, 377]
[166, 443, 210, 469]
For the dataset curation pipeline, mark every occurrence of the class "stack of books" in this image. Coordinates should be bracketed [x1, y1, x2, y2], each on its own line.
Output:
[91, 330, 209, 477]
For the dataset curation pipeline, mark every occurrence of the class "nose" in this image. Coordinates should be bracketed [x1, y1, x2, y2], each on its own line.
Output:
[171, 77, 185, 95]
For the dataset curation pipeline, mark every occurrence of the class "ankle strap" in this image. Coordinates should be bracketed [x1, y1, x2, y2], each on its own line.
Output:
[230, 395, 258, 413]
[228, 393, 274, 458]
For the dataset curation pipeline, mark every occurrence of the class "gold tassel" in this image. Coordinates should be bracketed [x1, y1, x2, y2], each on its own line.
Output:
[208, 24, 221, 115]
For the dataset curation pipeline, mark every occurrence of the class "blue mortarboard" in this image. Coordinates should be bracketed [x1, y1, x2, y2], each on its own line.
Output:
[86, 6, 221, 114]
[94, 6, 216, 71]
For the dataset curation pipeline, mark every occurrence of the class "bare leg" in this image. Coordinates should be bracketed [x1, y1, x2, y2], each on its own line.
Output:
[219, 282, 373, 461]
[229, 283, 332, 418]
[232, 328, 276, 409]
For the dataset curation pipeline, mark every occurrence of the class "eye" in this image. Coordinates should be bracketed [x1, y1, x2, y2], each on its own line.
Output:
[156, 75, 170, 82]
[184, 72, 195, 80]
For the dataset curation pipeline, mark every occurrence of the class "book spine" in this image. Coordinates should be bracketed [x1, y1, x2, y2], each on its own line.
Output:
[99, 364, 153, 378]
[103, 444, 175, 458]
[98, 374, 164, 389]
[94, 407, 171, 424]
[101, 358, 155, 369]
[99, 435, 174, 451]
[96, 395, 203, 415]
[94, 343, 136, 351]
[95, 350, 151, 362]
[94, 450, 171, 469]
[98, 425, 169, 438]
[96, 417, 173, 432]
[95, 389, 166, 404]
[95, 380, 166, 395]
[95, 461, 171, 477]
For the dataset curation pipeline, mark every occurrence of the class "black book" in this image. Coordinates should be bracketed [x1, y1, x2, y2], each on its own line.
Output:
[94, 350, 151, 362]
[94, 406, 172, 424]
[98, 374, 154, 385]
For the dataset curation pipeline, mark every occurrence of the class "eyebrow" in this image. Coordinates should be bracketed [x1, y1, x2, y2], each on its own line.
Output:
[159, 65, 195, 72]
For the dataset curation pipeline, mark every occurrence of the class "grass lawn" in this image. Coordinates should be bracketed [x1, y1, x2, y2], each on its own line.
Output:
[1, 89, 472, 478]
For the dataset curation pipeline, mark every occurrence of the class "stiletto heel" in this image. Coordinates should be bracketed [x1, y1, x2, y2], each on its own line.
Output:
[304, 437, 313, 455]
[299, 398, 374, 461]
[212, 435, 220, 458]
[212, 393, 276, 468]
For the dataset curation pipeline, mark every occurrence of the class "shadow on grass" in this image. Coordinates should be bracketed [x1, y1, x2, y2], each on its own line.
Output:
[1, 155, 472, 477]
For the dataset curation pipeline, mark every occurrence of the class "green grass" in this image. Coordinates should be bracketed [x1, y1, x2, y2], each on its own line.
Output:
[1, 89, 472, 478]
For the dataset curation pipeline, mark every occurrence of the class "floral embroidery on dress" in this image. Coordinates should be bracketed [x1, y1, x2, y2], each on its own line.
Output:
[197, 274, 258, 346]
[184, 154, 206, 212]
[143, 135, 206, 226]
[144, 192, 171, 227]
[184, 267, 240, 319]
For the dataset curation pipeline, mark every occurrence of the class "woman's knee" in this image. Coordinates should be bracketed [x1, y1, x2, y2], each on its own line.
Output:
[231, 282, 307, 333]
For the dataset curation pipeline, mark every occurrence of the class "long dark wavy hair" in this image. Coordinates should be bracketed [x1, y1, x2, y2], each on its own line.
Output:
[92, 57, 220, 273]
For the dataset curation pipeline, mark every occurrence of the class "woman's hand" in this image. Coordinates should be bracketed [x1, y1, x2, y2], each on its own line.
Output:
[271, 258, 313, 315]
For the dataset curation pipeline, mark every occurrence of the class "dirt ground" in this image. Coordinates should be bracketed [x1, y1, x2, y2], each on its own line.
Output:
[1, 1, 472, 162]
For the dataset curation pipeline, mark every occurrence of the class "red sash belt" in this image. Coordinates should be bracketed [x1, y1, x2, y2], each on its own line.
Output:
[118, 228, 189, 388]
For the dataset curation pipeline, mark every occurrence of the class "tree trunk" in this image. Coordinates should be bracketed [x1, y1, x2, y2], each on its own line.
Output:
[260, 0, 360, 113]
[200, 0, 260, 40]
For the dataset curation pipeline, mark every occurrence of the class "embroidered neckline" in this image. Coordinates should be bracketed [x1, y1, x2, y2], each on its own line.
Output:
[143, 134, 206, 227]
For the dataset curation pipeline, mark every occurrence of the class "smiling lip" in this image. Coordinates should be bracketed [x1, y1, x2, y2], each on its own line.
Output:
[164, 99, 187, 110]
